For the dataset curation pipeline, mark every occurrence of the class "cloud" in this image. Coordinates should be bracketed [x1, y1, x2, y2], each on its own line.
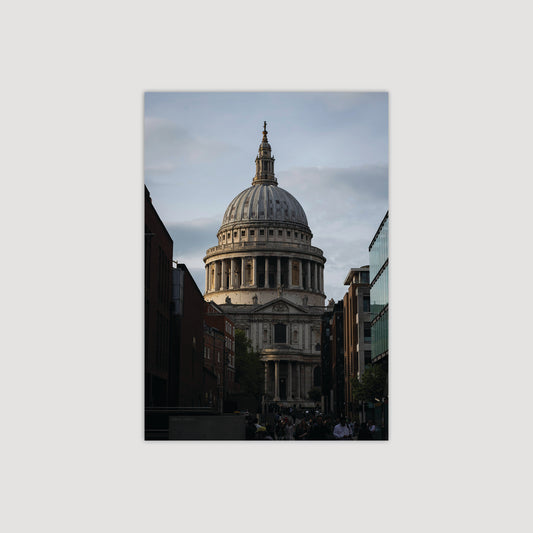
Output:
[280, 164, 387, 204]
[278, 164, 388, 302]
[144, 117, 234, 174]
[166, 216, 220, 261]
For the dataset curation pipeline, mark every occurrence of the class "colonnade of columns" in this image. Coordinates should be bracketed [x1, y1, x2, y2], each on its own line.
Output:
[205, 256, 324, 294]
[264, 360, 317, 402]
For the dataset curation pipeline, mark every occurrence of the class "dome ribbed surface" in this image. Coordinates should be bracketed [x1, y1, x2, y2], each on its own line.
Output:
[221, 184, 309, 228]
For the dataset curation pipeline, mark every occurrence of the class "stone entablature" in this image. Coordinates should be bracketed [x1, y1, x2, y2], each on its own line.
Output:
[205, 241, 324, 259]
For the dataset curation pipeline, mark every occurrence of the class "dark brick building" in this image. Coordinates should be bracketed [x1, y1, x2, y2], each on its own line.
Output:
[320, 300, 344, 416]
[203, 301, 236, 411]
[145, 186, 173, 407]
[169, 263, 206, 407]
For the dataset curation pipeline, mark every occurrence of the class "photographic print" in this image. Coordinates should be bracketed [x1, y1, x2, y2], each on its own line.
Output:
[144, 92, 388, 440]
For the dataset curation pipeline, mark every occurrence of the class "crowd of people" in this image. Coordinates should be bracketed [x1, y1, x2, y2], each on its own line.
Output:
[244, 410, 378, 441]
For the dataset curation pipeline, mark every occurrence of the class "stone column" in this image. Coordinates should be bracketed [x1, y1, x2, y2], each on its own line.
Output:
[205, 265, 209, 293]
[301, 363, 305, 399]
[274, 361, 279, 400]
[298, 260, 303, 289]
[252, 256, 257, 287]
[229, 259, 235, 289]
[265, 257, 269, 288]
[307, 260, 311, 290]
[215, 261, 220, 290]
[277, 257, 281, 287]
[264, 362, 268, 397]
[220, 260, 226, 291]
[241, 257, 245, 287]
[296, 363, 301, 400]
[320, 264, 323, 293]
[288, 361, 292, 401]
[314, 263, 318, 292]
[301, 363, 306, 398]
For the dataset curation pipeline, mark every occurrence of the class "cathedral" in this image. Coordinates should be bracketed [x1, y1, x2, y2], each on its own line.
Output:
[203, 123, 326, 408]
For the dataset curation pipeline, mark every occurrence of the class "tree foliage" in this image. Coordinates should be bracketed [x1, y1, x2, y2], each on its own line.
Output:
[307, 386, 322, 402]
[351, 364, 388, 403]
[234, 329, 263, 401]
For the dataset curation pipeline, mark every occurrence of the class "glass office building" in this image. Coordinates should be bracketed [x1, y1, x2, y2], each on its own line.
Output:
[369, 212, 388, 362]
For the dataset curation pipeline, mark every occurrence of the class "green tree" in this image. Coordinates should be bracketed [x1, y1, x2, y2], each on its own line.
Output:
[234, 329, 263, 401]
[307, 386, 322, 403]
[351, 365, 387, 403]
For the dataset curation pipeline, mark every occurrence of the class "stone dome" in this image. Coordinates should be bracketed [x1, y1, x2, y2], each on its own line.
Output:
[221, 184, 309, 229]
[204, 122, 326, 309]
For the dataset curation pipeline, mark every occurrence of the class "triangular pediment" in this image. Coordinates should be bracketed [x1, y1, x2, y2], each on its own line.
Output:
[251, 297, 309, 315]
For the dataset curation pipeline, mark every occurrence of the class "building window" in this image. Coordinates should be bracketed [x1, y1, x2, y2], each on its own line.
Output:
[250, 230, 255, 236]
[274, 323, 286, 343]
[364, 350, 372, 365]
[295, 232, 298, 238]
[293, 330, 298, 344]
[260, 229, 264, 235]
[278, 230, 283, 236]
[269, 229, 274, 236]
[241, 230, 246, 237]
[287, 231, 291, 237]
[301, 234, 304, 239]
[363, 296, 370, 312]
[234, 231, 237, 238]
[364, 322, 371, 343]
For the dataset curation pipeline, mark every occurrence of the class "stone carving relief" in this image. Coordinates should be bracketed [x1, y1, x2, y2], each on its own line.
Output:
[272, 302, 288, 312]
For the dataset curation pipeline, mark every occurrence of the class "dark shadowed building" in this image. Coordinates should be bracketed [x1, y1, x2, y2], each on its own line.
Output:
[343, 266, 372, 420]
[145, 186, 173, 407]
[169, 263, 206, 407]
[321, 300, 344, 416]
[203, 301, 236, 412]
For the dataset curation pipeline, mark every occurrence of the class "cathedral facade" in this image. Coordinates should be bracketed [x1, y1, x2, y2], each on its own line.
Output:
[203, 123, 326, 407]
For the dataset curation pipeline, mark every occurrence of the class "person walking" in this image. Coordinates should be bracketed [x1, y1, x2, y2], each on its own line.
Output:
[308, 415, 328, 440]
[295, 420, 309, 440]
[245, 416, 257, 440]
[333, 416, 352, 439]
[284, 419, 295, 440]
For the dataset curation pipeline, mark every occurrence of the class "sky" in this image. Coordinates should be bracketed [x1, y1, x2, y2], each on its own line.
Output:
[144, 92, 388, 302]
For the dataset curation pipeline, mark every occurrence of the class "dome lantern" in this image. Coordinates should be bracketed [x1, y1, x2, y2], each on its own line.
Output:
[253, 121, 277, 186]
